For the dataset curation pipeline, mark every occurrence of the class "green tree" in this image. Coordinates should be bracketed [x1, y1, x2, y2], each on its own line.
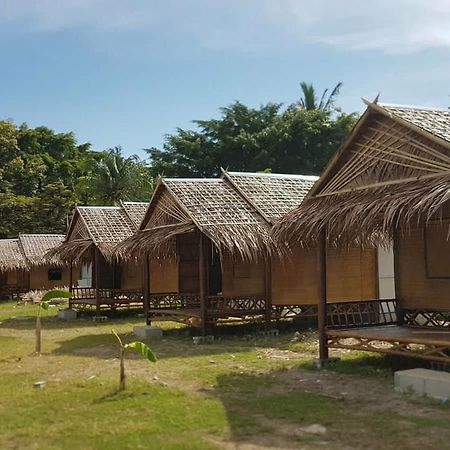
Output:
[148, 98, 356, 178]
[89, 147, 154, 205]
[298, 81, 343, 111]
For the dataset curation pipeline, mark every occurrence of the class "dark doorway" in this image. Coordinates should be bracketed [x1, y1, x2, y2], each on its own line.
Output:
[208, 246, 222, 295]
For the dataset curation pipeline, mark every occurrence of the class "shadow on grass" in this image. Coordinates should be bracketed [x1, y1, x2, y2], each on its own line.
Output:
[50, 332, 297, 361]
[210, 362, 450, 449]
[0, 308, 146, 330]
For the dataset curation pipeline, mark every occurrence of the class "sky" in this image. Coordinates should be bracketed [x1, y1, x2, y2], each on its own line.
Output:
[1, 0, 450, 159]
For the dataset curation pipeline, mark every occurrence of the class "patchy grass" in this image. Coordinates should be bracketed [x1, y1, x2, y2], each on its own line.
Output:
[0, 301, 449, 449]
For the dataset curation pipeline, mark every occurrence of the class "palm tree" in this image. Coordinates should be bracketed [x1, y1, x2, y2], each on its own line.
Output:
[299, 82, 343, 111]
[92, 147, 137, 205]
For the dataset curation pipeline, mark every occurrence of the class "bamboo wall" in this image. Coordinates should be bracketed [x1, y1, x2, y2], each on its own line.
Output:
[271, 245, 377, 305]
[221, 254, 265, 297]
[150, 259, 178, 293]
[29, 266, 71, 290]
[4, 269, 28, 288]
[120, 261, 143, 289]
[397, 222, 450, 310]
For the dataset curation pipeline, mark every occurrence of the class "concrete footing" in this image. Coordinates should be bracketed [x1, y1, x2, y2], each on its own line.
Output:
[57, 309, 77, 320]
[395, 368, 450, 401]
[134, 326, 163, 341]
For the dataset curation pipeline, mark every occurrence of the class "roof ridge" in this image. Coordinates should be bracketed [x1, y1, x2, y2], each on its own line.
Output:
[380, 102, 450, 113]
[227, 171, 319, 180]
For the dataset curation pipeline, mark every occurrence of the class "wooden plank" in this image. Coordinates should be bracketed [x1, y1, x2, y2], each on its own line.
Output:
[199, 233, 207, 335]
[317, 230, 329, 363]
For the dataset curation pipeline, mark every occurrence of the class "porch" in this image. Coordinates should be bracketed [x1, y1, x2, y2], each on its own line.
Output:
[324, 298, 450, 364]
[70, 287, 144, 311]
[147, 293, 268, 329]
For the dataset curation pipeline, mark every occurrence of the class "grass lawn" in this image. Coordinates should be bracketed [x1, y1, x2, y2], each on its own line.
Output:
[1, 301, 449, 450]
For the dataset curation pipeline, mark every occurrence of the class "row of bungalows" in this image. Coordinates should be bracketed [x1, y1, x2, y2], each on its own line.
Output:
[274, 99, 450, 364]
[0, 234, 68, 299]
[116, 170, 392, 334]
[48, 201, 148, 313]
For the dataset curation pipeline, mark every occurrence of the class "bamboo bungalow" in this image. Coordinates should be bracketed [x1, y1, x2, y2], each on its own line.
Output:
[49, 202, 148, 313]
[274, 99, 450, 364]
[117, 171, 382, 334]
[0, 234, 68, 299]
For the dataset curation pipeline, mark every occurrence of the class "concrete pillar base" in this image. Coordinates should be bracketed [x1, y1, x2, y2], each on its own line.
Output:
[134, 326, 163, 341]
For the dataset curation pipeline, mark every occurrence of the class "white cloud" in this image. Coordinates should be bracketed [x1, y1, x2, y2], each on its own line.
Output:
[2, 0, 450, 54]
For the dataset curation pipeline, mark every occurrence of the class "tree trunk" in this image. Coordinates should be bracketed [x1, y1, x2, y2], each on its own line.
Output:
[119, 347, 126, 391]
[35, 315, 42, 355]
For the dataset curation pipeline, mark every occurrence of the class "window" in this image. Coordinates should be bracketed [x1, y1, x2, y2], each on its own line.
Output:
[48, 268, 63, 281]
[425, 221, 450, 278]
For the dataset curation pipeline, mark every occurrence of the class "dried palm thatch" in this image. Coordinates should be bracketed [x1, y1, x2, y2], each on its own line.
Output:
[223, 171, 318, 223]
[121, 201, 149, 228]
[0, 239, 28, 272]
[19, 234, 65, 267]
[273, 100, 450, 247]
[48, 204, 148, 263]
[117, 171, 316, 261]
[117, 178, 273, 261]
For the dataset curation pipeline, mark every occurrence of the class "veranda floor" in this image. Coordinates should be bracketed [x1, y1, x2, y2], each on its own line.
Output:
[327, 325, 450, 363]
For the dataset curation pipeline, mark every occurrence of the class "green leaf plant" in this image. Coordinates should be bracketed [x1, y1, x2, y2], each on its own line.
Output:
[35, 290, 72, 355]
[112, 330, 157, 392]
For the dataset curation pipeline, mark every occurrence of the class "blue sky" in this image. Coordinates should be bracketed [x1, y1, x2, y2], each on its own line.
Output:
[1, 1, 450, 158]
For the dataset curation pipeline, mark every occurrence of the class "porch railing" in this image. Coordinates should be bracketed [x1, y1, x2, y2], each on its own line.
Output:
[71, 287, 143, 303]
[327, 299, 398, 329]
[149, 293, 200, 309]
[206, 294, 266, 317]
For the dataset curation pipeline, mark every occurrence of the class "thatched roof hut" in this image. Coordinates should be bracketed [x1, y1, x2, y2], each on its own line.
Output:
[50, 202, 148, 263]
[0, 234, 65, 272]
[273, 100, 450, 246]
[0, 239, 28, 272]
[271, 99, 450, 364]
[116, 171, 318, 261]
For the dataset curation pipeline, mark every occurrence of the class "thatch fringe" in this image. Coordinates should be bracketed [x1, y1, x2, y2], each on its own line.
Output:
[114, 222, 196, 261]
[45, 239, 95, 264]
[273, 175, 450, 247]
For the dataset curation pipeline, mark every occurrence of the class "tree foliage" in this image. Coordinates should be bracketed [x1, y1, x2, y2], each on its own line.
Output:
[0, 123, 153, 238]
[148, 95, 356, 178]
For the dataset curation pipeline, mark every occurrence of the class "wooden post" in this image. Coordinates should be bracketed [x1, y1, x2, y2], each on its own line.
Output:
[144, 256, 151, 325]
[318, 229, 329, 366]
[94, 248, 100, 317]
[199, 233, 207, 336]
[393, 228, 403, 325]
[264, 255, 272, 330]
[69, 260, 73, 309]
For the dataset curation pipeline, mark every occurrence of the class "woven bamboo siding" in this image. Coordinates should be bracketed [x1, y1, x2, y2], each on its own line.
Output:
[327, 247, 377, 301]
[5, 269, 26, 286]
[221, 254, 265, 296]
[121, 261, 143, 289]
[271, 246, 320, 305]
[398, 225, 450, 309]
[150, 259, 178, 293]
[29, 267, 71, 290]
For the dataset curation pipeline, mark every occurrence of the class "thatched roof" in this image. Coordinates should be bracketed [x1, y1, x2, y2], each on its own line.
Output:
[19, 234, 65, 267]
[224, 171, 318, 223]
[117, 171, 317, 261]
[0, 239, 27, 272]
[0, 234, 65, 272]
[122, 201, 148, 228]
[273, 99, 450, 246]
[49, 203, 148, 263]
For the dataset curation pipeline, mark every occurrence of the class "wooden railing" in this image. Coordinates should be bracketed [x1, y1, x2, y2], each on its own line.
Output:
[327, 299, 398, 329]
[0, 285, 28, 300]
[206, 295, 266, 317]
[71, 287, 143, 303]
[402, 309, 450, 328]
[148, 293, 200, 309]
